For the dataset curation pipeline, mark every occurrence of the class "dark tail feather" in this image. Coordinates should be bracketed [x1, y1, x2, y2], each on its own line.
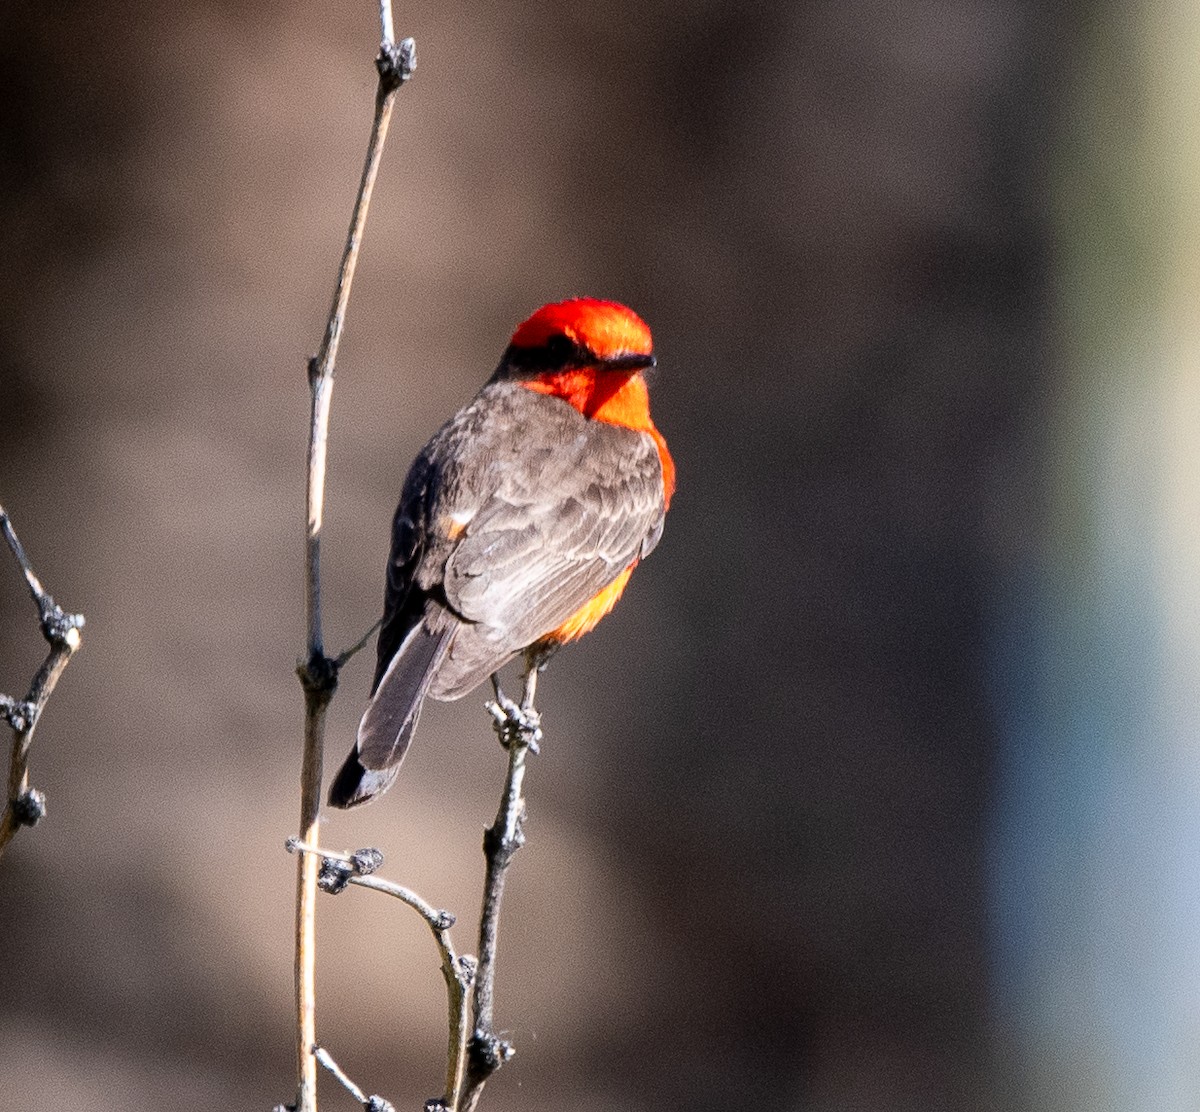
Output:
[327, 619, 451, 809]
[328, 754, 401, 809]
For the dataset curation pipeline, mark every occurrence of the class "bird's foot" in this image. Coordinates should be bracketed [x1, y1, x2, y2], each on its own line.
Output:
[486, 690, 542, 754]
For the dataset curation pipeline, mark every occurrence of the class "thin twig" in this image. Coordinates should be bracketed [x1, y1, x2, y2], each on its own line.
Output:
[348, 870, 476, 1109]
[291, 4, 415, 1109]
[462, 663, 543, 1109]
[287, 838, 474, 1110]
[0, 506, 84, 860]
[314, 1045, 396, 1112]
[379, 0, 395, 50]
[334, 618, 383, 669]
[314, 1046, 369, 1105]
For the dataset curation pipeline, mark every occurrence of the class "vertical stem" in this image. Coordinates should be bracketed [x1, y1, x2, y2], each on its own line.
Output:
[312, 84, 399, 386]
[305, 374, 334, 660]
[472, 745, 528, 1040]
[293, 35, 410, 1108]
[379, 0, 395, 52]
[461, 665, 540, 1109]
[440, 937, 472, 1109]
[294, 698, 327, 1111]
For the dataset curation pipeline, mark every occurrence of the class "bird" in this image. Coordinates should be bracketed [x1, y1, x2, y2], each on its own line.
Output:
[328, 298, 675, 808]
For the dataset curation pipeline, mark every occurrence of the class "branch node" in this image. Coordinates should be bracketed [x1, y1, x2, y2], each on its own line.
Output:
[311, 844, 386, 894]
[349, 846, 384, 875]
[482, 820, 525, 867]
[13, 788, 46, 827]
[41, 602, 84, 649]
[456, 954, 477, 986]
[297, 650, 339, 702]
[376, 36, 416, 93]
[317, 857, 355, 895]
[468, 1030, 516, 1078]
[1, 697, 35, 733]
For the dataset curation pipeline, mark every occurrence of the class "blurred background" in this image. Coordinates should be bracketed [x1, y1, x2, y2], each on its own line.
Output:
[2, 1, 1198, 1109]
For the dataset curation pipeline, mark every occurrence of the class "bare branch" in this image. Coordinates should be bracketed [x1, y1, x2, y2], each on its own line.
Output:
[348, 869, 475, 1110]
[314, 1045, 396, 1112]
[0, 506, 84, 860]
[379, 0, 395, 50]
[333, 618, 383, 670]
[461, 663, 544, 1109]
[290, 10, 416, 1110]
[287, 839, 475, 1110]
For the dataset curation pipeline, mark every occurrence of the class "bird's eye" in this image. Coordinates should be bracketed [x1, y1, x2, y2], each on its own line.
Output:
[545, 334, 575, 365]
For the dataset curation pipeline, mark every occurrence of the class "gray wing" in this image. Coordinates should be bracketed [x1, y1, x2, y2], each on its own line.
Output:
[407, 382, 666, 696]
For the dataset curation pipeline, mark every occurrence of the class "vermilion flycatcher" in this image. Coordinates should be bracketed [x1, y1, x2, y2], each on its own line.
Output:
[329, 298, 675, 808]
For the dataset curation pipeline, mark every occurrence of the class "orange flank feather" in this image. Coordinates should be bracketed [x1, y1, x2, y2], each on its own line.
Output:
[543, 566, 635, 645]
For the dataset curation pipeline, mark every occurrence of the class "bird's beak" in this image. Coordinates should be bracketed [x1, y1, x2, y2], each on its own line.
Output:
[605, 352, 656, 372]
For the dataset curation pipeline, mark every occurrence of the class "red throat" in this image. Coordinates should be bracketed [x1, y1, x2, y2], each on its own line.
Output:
[522, 370, 675, 507]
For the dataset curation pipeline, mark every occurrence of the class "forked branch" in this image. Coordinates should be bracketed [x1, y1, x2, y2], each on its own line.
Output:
[288, 660, 543, 1112]
[286, 839, 475, 1111]
[0, 506, 84, 860]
